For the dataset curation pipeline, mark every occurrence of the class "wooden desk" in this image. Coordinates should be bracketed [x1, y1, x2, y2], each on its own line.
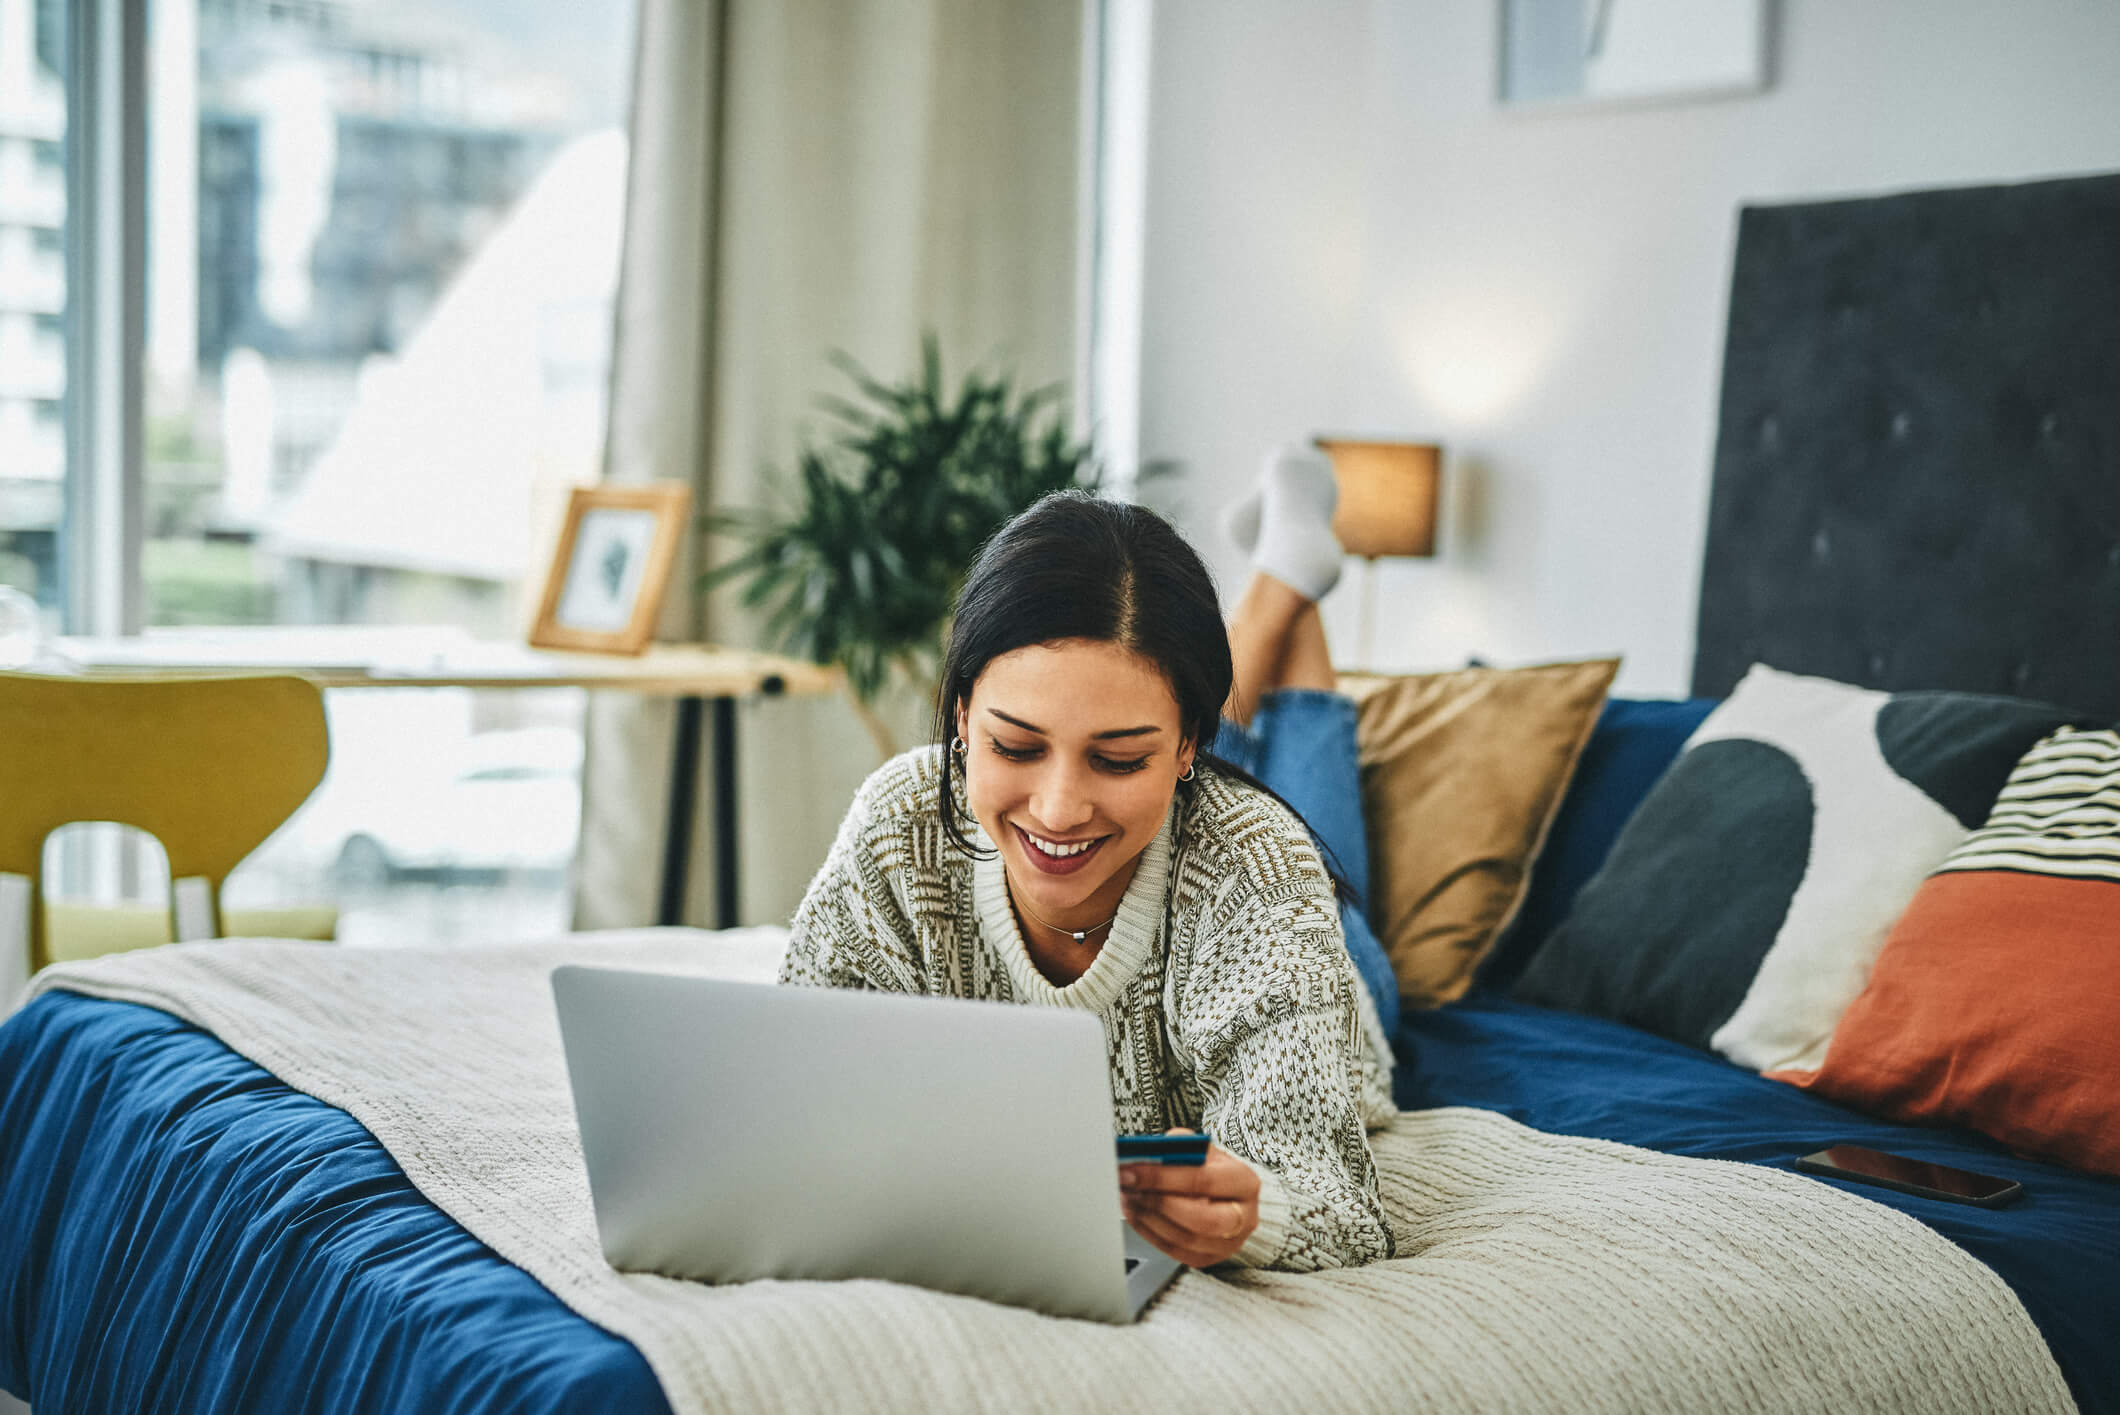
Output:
[49, 628, 841, 928]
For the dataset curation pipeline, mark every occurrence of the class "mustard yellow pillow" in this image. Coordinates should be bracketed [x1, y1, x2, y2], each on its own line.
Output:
[1341, 658, 1618, 1008]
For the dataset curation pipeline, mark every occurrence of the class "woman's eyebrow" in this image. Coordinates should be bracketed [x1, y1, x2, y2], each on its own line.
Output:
[985, 708, 1164, 741]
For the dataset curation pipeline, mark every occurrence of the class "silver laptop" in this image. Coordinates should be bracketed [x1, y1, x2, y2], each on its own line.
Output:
[551, 965, 1184, 1323]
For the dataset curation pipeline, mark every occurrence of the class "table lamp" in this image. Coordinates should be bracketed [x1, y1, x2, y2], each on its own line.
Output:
[1313, 438, 1442, 668]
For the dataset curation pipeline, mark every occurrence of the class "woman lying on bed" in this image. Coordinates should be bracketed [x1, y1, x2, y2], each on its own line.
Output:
[781, 452, 1400, 1272]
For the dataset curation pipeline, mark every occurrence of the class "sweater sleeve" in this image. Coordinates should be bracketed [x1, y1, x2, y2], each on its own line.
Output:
[1170, 874, 1395, 1272]
[778, 776, 925, 996]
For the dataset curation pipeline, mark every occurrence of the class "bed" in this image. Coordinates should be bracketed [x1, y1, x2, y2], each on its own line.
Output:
[5, 172, 2119, 1414]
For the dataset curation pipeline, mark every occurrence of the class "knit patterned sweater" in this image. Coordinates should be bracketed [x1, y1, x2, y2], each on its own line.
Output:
[781, 746, 1396, 1271]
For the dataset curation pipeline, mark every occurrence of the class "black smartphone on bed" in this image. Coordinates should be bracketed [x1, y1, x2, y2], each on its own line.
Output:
[1794, 1145, 2024, 1207]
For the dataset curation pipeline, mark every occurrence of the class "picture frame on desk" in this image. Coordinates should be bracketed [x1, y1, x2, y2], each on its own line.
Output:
[529, 484, 692, 656]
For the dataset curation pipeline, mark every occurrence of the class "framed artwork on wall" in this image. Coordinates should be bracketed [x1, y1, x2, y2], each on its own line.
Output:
[1499, 0, 1771, 110]
[529, 484, 693, 655]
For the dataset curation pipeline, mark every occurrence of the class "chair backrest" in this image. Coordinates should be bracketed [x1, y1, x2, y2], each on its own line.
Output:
[0, 671, 330, 974]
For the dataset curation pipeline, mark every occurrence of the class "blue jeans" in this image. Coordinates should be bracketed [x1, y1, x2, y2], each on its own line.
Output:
[1210, 690, 1400, 1037]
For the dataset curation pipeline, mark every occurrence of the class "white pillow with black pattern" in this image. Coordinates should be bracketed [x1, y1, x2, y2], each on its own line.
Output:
[1513, 664, 2081, 1072]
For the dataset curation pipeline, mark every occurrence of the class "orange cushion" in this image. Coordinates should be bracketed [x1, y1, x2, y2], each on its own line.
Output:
[1773, 869, 2120, 1176]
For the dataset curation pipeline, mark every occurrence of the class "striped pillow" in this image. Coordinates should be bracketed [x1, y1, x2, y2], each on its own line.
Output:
[1932, 727, 2120, 883]
[1773, 727, 2120, 1176]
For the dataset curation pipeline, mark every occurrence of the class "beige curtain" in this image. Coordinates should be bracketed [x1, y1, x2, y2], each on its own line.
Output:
[577, 0, 1085, 929]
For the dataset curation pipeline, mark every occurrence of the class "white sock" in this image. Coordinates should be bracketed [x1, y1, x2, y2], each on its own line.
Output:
[1251, 444, 1342, 600]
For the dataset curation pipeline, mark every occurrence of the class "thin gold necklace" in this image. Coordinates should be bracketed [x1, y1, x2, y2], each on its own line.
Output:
[1009, 883, 1119, 945]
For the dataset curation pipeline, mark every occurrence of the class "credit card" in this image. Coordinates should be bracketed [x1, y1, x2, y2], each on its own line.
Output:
[1116, 1132, 1210, 1165]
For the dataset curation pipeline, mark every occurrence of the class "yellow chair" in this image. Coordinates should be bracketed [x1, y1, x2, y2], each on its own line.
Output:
[0, 671, 333, 975]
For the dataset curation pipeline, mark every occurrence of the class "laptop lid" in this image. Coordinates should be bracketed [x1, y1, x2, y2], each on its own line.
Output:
[552, 965, 1141, 1323]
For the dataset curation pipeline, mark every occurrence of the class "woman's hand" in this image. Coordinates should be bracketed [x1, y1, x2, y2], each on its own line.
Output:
[1118, 1129, 1260, 1268]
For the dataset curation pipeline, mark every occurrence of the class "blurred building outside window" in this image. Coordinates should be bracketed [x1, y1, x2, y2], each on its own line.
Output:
[0, 0, 69, 622]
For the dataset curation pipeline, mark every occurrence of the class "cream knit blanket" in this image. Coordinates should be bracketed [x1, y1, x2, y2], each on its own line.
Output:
[30, 931, 2073, 1415]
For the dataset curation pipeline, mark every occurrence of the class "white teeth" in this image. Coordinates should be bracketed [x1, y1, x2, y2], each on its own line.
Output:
[1026, 831, 1095, 858]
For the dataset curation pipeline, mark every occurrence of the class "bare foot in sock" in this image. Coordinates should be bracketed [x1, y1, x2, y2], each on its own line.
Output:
[1250, 443, 1343, 601]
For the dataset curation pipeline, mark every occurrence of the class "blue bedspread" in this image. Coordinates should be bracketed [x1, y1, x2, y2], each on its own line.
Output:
[1399, 992, 2120, 1415]
[0, 994, 669, 1415]
[5, 987, 2114, 1413]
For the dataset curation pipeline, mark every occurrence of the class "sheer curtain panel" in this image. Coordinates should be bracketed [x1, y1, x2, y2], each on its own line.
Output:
[579, 0, 1083, 928]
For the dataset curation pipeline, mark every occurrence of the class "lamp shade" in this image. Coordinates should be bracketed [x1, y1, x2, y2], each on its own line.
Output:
[1316, 439, 1441, 558]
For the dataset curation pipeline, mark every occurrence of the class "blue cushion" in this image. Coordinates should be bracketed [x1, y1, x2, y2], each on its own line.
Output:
[1475, 697, 1717, 991]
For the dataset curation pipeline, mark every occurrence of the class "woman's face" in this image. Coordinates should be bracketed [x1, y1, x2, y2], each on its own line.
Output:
[957, 638, 1195, 930]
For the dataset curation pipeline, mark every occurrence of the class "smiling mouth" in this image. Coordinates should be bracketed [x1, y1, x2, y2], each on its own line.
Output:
[1012, 824, 1109, 875]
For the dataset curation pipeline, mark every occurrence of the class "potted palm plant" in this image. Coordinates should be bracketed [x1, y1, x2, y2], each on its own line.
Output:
[708, 336, 1097, 758]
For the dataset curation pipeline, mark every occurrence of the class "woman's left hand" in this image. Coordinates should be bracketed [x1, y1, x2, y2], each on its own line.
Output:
[1119, 1128, 1260, 1267]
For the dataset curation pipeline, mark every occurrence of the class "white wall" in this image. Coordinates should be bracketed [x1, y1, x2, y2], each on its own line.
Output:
[1136, 0, 2120, 694]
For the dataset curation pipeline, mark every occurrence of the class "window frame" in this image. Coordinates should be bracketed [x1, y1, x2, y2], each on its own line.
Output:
[61, 0, 147, 637]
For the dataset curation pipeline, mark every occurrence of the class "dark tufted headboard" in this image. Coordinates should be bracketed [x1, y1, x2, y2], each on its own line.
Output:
[1691, 172, 2120, 720]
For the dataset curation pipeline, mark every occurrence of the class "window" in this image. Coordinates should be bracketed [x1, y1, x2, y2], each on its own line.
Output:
[0, 0, 67, 613]
[35, 0, 638, 945]
[149, 0, 634, 639]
